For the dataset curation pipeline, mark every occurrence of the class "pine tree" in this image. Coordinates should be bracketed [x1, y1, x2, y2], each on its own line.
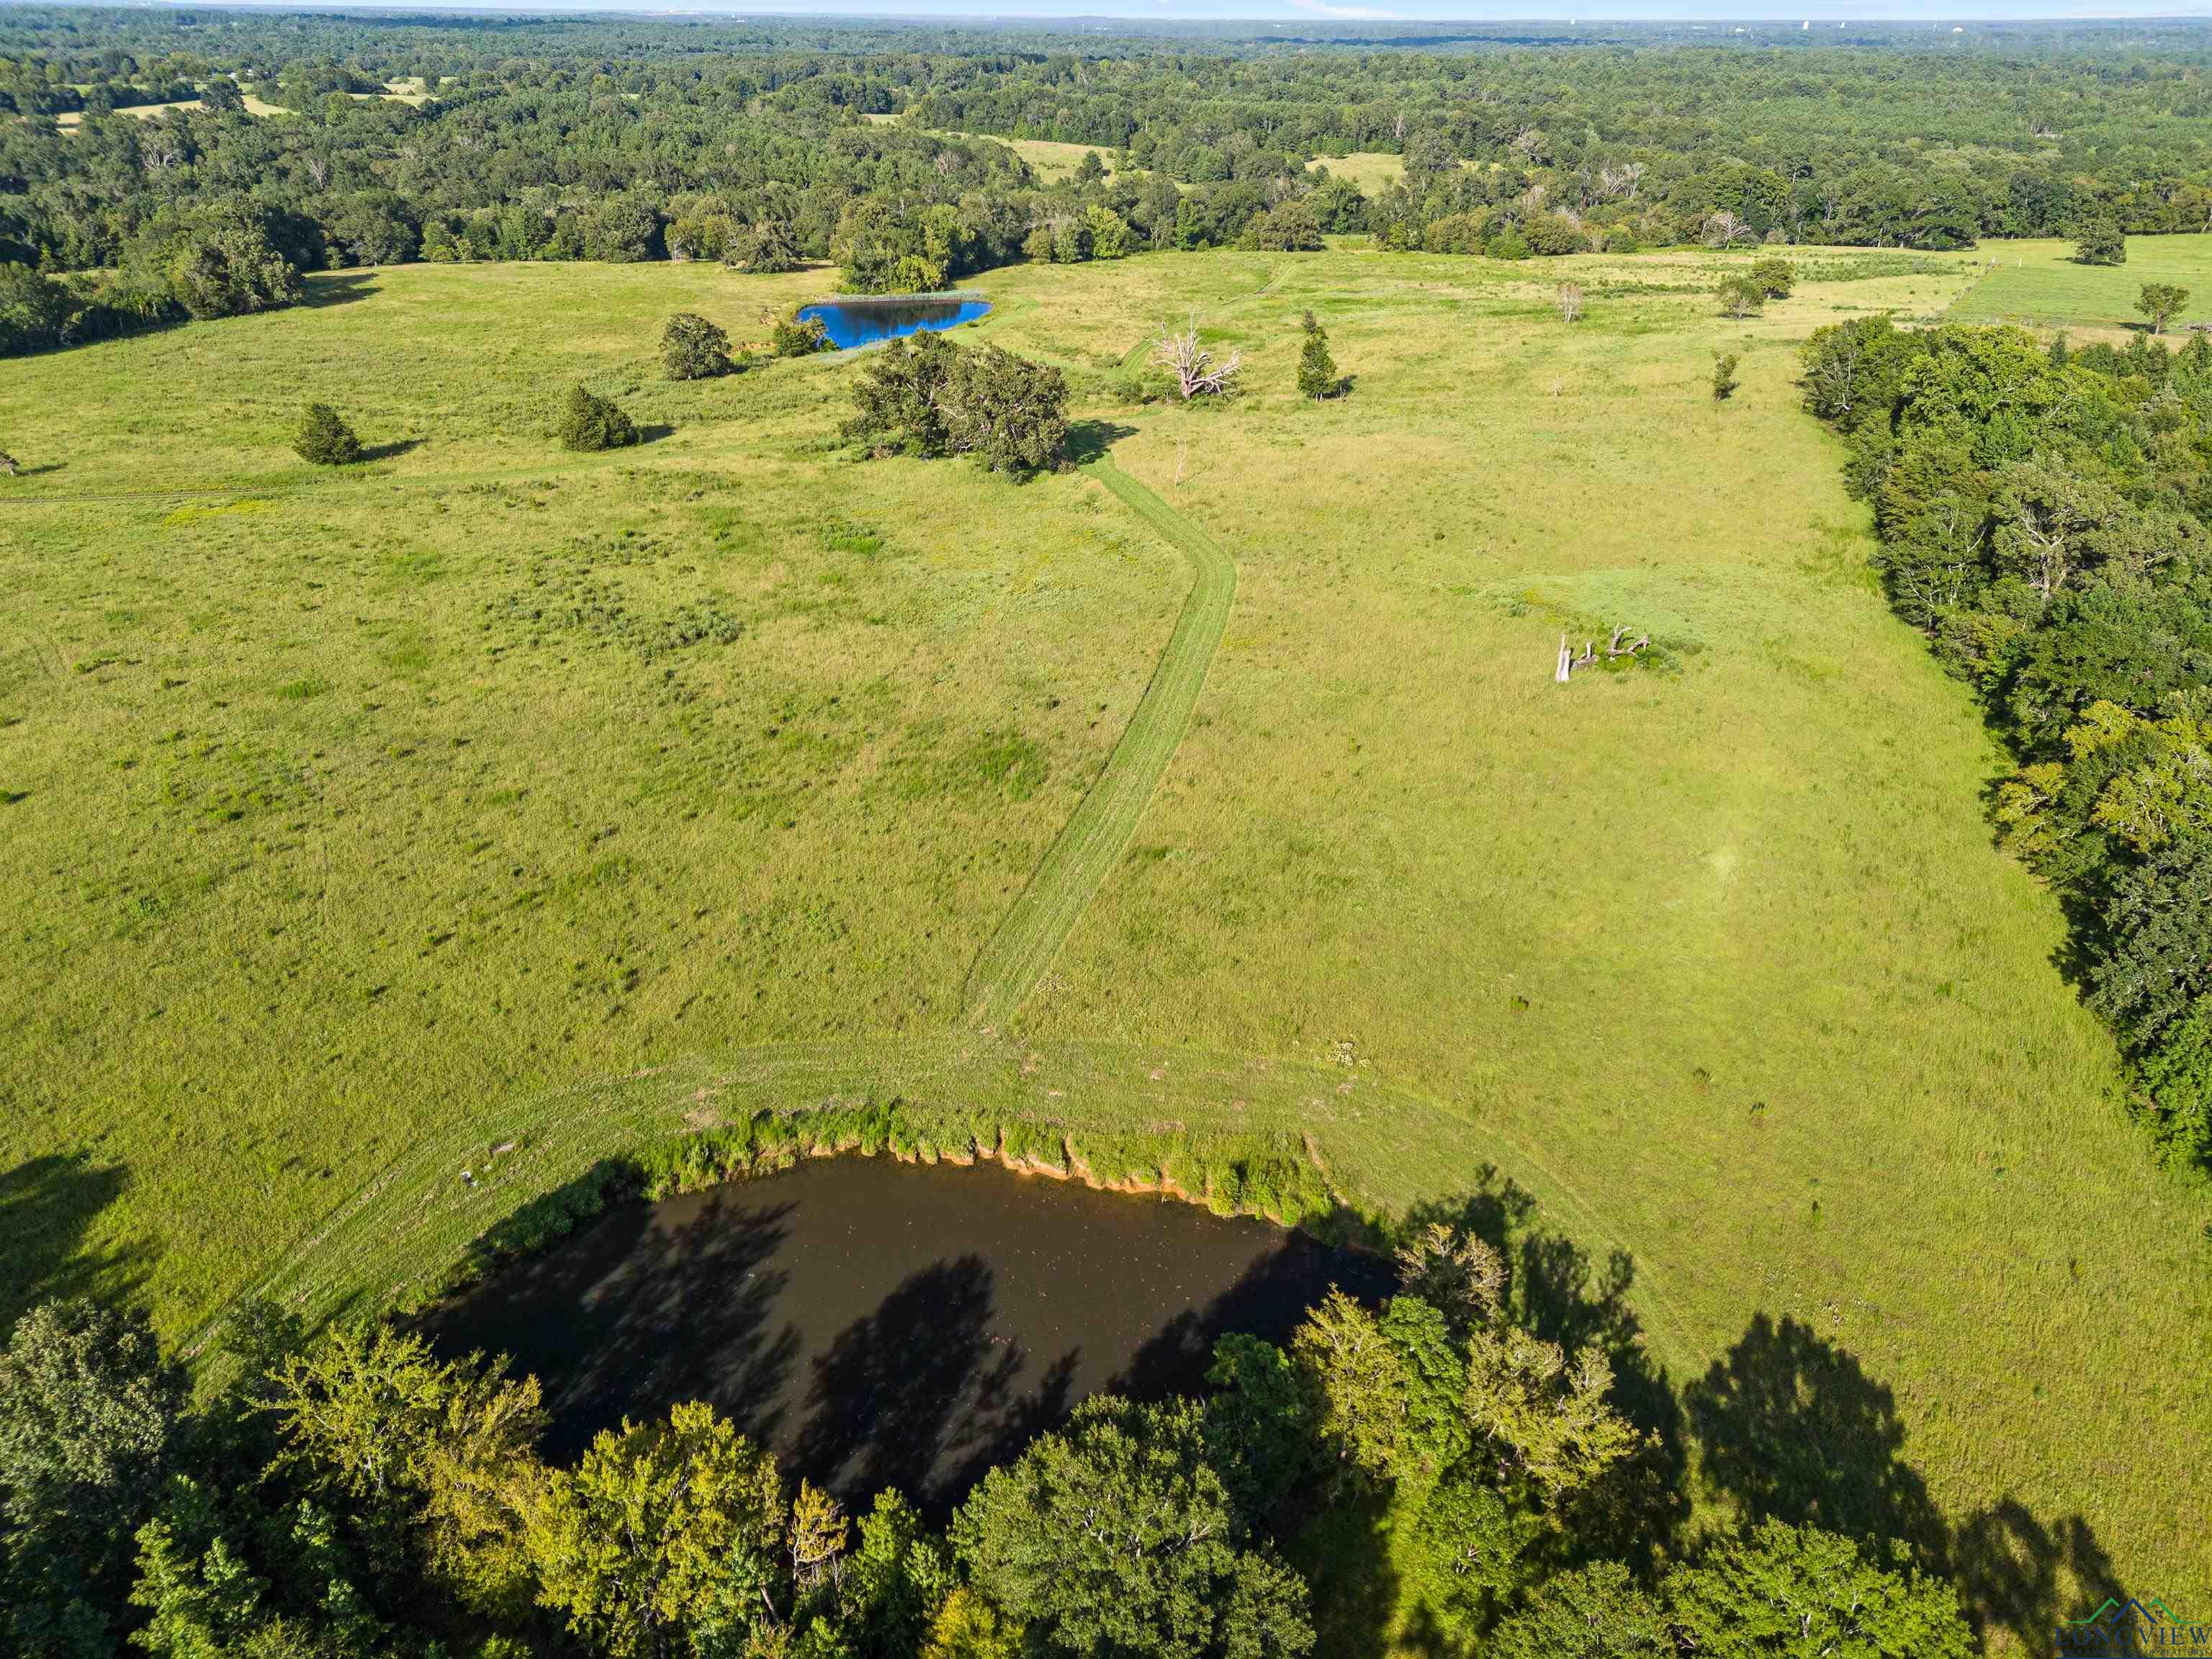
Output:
[1298, 310, 1338, 401]
[293, 403, 361, 465]
[557, 385, 639, 452]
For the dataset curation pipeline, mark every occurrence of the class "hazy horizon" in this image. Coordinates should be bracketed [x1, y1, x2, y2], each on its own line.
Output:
[44, 1, 2212, 24]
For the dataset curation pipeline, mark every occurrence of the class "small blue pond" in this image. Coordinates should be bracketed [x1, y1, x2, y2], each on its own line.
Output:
[799, 295, 992, 350]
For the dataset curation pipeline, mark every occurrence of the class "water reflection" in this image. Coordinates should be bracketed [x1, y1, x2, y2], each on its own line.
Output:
[799, 295, 992, 349]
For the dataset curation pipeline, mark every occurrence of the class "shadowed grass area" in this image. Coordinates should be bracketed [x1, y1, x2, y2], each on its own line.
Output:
[4, 245, 2208, 1626]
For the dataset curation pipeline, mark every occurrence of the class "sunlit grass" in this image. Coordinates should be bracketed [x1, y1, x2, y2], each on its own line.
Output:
[1950, 232, 2212, 333]
[3, 244, 2208, 1622]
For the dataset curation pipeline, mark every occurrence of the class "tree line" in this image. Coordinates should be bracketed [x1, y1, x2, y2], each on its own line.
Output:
[0, 1206, 1978, 1659]
[12, 12, 2212, 356]
[1803, 315, 2212, 1173]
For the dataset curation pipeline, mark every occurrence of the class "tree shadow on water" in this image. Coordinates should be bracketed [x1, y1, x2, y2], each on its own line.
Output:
[0, 1154, 156, 1331]
[425, 1190, 799, 1462]
[793, 1255, 1080, 1515]
[1114, 1224, 1397, 1404]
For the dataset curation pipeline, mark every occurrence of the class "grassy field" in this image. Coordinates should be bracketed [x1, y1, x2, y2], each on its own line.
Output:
[1308, 151, 1408, 193]
[1950, 232, 2212, 333]
[863, 117, 1128, 185]
[48, 91, 402, 127]
[4, 242, 2209, 1642]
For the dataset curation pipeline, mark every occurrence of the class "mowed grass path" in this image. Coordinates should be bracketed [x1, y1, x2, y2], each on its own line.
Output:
[1950, 232, 2212, 332]
[963, 459, 1236, 1027]
[6, 247, 2211, 1631]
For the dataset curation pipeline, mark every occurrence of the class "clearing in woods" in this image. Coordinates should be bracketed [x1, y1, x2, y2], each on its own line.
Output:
[3, 243, 2208, 1630]
[1948, 231, 2212, 333]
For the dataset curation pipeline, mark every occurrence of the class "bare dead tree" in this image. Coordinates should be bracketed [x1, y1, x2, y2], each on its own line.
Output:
[1702, 210, 1755, 249]
[1154, 318, 1242, 400]
[1556, 283, 1585, 323]
[1556, 625, 1647, 682]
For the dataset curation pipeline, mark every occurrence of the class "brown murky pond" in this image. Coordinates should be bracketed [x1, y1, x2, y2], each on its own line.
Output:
[425, 1156, 1390, 1511]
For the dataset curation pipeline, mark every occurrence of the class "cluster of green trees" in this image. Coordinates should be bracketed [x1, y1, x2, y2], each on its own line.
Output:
[902, 35, 2212, 254]
[16, 11, 2212, 354]
[0, 1210, 1978, 1659]
[1803, 318, 2212, 1169]
[1, 197, 307, 354]
[843, 333, 1070, 476]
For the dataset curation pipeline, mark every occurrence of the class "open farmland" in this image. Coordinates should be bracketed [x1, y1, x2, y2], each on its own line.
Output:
[5, 242, 2208, 1642]
[1950, 231, 2212, 332]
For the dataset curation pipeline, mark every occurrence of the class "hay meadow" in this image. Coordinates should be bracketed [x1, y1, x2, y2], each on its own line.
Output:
[4, 240, 2209, 1626]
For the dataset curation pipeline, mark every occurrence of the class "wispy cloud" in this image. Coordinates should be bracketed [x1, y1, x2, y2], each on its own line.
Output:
[1288, 0, 1405, 16]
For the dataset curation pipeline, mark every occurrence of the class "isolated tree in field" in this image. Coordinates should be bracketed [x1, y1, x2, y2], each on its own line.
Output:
[940, 343, 1070, 475]
[2137, 282, 2190, 334]
[1156, 317, 1242, 398]
[293, 402, 362, 465]
[843, 333, 1069, 475]
[1750, 256, 1795, 297]
[660, 312, 734, 379]
[845, 331, 958, 457]
[557, 385, 639, 451]
[2073, 220, 2126, 266]
[1298, 309, 1339, 398]
[1712, 353, 1740, 401]
[1555, 282, 1584, 323]
[770, 308, 830, 356]
[1717, 274, 1765, 319]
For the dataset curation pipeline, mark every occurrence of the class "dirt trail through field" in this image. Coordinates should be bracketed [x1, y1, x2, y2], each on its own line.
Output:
[961, 455, 1235, 1028]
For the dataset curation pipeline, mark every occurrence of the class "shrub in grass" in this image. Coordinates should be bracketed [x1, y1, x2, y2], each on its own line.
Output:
[1716, 274, 1765, 318]
[1712, 352, 1740, 401]
[770, 310, 830, 357]
[293, 402, 361, 465]
[557, 384, 639, 451]
[661, 312, 734, 380]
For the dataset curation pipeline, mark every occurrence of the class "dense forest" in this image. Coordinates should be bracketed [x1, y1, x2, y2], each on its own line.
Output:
[11, 9, 2212, 354]
[1804, 315, 2212, 1173]
[1, 1190, 1984, 1659]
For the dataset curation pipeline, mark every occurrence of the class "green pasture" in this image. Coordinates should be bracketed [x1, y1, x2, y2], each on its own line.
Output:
[1950, 232, 2212, 333]
[3, 243, 2208, 1638]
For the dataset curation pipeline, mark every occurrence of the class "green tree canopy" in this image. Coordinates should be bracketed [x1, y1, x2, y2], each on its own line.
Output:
[951, 1395, 1313, 1659]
